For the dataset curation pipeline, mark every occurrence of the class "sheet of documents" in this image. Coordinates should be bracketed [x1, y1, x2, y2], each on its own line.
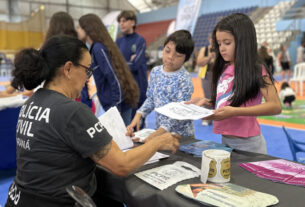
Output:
[98, 107, 133, 150]
[133, 128, 156, 142]
[0, 94, 25, 111]
[135, 161, 200, 190]
[155, 102, 214, 120]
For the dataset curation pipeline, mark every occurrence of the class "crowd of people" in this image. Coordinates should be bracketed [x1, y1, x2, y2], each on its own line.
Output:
[2, 9, 304, 206]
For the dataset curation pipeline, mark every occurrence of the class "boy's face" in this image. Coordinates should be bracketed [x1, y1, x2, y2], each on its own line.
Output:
[119, 17, 135, 34]
[216, 30, 235, 64]
[162, 41, 186, 72]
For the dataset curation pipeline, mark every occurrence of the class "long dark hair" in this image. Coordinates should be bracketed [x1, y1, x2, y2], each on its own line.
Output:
[258, 46, 270, 60]
[79, 14, 139, 108]
[12, 36, 88, 90]
[211, 13, 274, 107]
[45, 12, 77, 41]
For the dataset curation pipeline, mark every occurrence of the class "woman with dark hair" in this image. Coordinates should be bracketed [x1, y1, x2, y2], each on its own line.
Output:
[187, 13, 281, 153]
[45, 11, 94, 112]
[77, 14, 139, 125]
[258, 46, 274, 75]
[44, 11, 77, 41]
[5, 35, 179, 207]
[0, 12, 78, 99]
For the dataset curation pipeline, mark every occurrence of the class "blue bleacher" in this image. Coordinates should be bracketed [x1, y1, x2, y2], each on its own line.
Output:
[193, 6, 258, 49]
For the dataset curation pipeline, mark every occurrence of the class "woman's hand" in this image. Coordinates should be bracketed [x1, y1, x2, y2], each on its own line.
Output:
[206, 106, 236, 121]
[185, 98, 211, 107]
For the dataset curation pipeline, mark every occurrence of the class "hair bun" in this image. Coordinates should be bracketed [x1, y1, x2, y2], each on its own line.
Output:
[11, 48, 49, 90]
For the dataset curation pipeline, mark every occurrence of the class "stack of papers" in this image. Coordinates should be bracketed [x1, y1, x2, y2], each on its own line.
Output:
[135, 161, 200, 190]
[176, 183, 279, 207]
[98, 107, 170, 165]
[0, 94, 25, 111]
[155, 102, 214, 120]
[133, 128, 156, 142]
[240, 159, 305, 187]
[98, 107, 133, 150]
[180, 140, 232, 157]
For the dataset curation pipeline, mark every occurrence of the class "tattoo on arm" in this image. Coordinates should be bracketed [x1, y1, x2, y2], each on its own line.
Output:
[91, 141, 112, 162]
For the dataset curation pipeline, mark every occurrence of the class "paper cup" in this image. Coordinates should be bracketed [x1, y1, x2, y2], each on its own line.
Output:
[201, 149, 231, 183]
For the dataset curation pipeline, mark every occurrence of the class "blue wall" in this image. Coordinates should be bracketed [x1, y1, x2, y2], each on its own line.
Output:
[137, 0, 293, 25]
[199, 0, 291, 14]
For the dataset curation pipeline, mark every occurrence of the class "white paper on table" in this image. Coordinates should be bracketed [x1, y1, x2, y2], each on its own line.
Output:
[98, 107, 133, 150]
[133, 128, 156, 142]
[0, 95, 25, 111]
[135, 161, 201, 190]
[155, 102, 214, 120]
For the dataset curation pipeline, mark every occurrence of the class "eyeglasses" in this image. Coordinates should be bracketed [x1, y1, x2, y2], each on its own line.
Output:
[76, 63, 96, 78]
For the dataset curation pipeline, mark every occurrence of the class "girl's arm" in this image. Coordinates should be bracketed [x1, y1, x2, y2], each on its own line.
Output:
[210, 76, 281, 120]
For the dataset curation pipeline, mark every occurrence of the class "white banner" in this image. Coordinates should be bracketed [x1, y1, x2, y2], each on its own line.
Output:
[175, 0, 202, 34]
[102, 11, 121, 41]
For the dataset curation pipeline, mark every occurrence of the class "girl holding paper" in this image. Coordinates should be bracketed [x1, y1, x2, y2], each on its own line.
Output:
[187, 13, 281, 153]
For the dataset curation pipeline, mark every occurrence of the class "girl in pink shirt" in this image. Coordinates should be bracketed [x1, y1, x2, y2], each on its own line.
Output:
[188, 13, 281, 153]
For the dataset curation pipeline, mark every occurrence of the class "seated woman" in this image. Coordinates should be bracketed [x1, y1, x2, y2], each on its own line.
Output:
[5, 36, 179, 207]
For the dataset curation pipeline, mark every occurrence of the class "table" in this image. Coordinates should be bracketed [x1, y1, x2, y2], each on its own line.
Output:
[96, 139, 305, 207]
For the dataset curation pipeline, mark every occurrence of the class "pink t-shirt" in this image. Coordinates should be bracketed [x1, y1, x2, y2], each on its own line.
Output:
[213, 64, 267, 138]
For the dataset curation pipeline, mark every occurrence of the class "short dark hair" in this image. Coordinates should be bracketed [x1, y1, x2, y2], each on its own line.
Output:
[281, 82, 290, 90]
[163, 30, 194, 62]
[11, 36, 88, 90]
[117, 10, 137, 30]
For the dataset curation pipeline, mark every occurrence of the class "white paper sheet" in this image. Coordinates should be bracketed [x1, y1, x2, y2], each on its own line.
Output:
[98, 107, 133, 150]
[135, 161, 200, 190]
[155, 102, 214, 120]
[0, 95, 25, 111]
[133, 128, 156, 142]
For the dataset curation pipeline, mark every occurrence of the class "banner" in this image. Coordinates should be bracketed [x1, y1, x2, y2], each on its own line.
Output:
[175, 0, 202, 34]
[102, 11, 121, 41]
[0, 8, 45, 50]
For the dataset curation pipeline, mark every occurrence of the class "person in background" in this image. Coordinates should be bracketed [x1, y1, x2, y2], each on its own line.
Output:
[277, 44, 291, 81]
[196, 34, 215, 126]
[187, 13, 281, 154]
[44, 11, 77, 42]
[128, 30, 195, 138]
[116, 10, 148, 126]
[46, 11, 95, 112]
[258, 46, 274, 75]
[5, 35, 179, 207]
[296, 40, 305, 64]
[279, 82, 296, 108]
[0, 12, 90, 102]
[77, 14, 139, 124]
